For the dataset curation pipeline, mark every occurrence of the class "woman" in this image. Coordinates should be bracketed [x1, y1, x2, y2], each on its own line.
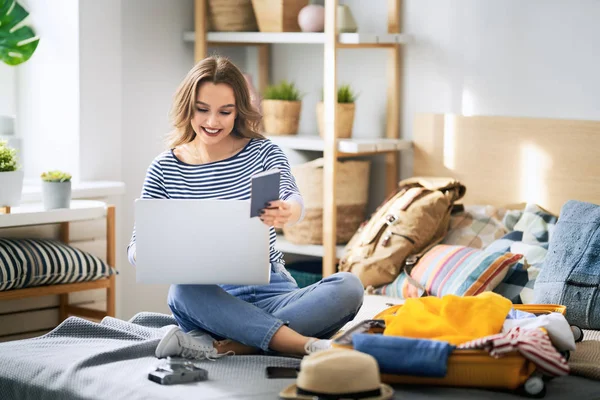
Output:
[128, 56, 364, 360]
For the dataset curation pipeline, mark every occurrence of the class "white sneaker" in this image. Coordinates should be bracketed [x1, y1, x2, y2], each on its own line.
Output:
[155, 326, 230, 361]
[304, 338, 332, 355]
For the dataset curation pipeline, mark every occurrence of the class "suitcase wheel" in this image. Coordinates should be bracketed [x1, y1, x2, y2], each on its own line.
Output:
[571, 325, 584, 343]
[523, 376, 546, 398]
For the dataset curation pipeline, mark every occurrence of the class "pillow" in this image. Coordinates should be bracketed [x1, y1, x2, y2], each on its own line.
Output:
[489, 203, 557, 304]
[373, 244, 522, 299]
[0, 238, 115, 292]
[442, 205, 509, 249]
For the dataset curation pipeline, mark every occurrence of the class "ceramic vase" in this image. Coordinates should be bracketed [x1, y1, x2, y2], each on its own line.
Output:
[337, 5, 357, 33]
[298, 4, 325, 32]
[42, 181, 72, 210]
[0, 170, 24, 207]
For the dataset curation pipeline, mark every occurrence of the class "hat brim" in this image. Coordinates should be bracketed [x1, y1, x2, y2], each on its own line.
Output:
[279, 383, 394, 400]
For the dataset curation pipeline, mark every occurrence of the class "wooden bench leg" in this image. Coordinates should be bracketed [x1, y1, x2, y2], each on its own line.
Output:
[106, 206, 116, 318]
[59, 294, 69, 322]
[106, 275, 116, 317]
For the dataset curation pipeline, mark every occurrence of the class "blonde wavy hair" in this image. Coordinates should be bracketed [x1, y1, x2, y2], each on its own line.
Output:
[166, 56, 264, 149]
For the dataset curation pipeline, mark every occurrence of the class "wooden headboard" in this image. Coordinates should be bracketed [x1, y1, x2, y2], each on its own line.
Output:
[413, 113, 600, 215]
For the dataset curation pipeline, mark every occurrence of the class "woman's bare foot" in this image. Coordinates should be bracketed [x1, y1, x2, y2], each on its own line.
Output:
[268, 325, 332, 355]
[214, 339, 259, 355]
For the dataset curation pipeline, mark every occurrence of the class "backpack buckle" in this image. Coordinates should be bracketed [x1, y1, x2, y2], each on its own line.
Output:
[405, 255, 418, 266]
[385, 214, 398, 225]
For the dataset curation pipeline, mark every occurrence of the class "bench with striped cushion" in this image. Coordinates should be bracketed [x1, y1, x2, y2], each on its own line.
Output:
[0, 238, 115, 292]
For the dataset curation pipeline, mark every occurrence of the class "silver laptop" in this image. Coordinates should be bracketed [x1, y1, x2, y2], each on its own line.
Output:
[134, 199, 271, 285]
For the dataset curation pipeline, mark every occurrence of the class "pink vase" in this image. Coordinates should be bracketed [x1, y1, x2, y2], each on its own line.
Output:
[297, 4, 325, 32]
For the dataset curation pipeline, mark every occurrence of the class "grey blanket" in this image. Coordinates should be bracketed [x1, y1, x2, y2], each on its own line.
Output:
[0, 313, 599, 400]
[0, 313, 301, 400]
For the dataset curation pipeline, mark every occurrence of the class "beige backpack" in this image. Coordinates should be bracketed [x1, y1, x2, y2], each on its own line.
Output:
[338, 177, 466, 288]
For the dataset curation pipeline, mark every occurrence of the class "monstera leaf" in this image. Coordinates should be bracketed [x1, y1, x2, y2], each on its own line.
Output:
[0, 0, 39, 66]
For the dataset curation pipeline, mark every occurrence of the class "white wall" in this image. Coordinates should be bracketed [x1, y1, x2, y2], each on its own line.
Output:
[403, 0, 600, 153]
[79, 0, 122, 182]
[16, 0, 80, 180]
[0, 64, 16, 118]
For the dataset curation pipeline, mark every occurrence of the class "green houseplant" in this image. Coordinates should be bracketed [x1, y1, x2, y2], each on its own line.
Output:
[0, 1, 40, 210]
[317, 84, 358, 139]
[0, 139, 23, 208]
[0, 0, 40, 66]
[261, 80, 303, 136]
[40, 170, 72, 210]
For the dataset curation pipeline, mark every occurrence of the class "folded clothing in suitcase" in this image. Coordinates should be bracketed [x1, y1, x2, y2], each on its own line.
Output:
[332, 295, 575, 397]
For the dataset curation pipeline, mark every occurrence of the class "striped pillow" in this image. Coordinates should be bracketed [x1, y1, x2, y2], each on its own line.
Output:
[374, 245, 522, 299]
[0, 238, 115, 292]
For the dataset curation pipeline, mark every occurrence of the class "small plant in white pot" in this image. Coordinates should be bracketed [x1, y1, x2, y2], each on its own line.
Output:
[0, 139, 24, 209]
[261, 80, 303, 136]
[40, 170, 72, 210]
[317, 84, 358, 139]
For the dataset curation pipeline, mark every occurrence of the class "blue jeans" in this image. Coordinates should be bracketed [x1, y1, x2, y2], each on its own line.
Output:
[167, 263, 364, 351]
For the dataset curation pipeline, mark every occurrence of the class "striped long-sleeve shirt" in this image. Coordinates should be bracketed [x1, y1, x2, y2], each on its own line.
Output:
[127, 138, 304, 266]
[458, 326, 570, 376]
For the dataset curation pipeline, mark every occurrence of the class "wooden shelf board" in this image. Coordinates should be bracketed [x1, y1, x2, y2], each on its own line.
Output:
[183, 31, 412, 45]
[276, 234, 345, 259]
[266, 135, 411, 154]
[0, 200, 107, 229]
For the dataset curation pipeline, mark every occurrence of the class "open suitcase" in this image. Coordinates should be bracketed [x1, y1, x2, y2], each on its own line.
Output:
[332, 304, 583, 398]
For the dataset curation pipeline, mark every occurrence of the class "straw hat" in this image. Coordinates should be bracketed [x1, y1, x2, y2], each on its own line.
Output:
[279, 348, 393, 400]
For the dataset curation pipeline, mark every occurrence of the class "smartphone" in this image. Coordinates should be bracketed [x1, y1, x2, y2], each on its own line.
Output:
[332, 319, 386, 346]
[250, 169, 280, 218]
[265, 366, 299, 379]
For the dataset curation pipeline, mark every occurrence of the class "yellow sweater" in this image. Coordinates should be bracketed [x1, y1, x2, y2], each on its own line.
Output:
[383, 292, 513, 345]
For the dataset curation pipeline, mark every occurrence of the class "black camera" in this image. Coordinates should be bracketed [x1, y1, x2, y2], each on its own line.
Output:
[148, 357, 208, 385]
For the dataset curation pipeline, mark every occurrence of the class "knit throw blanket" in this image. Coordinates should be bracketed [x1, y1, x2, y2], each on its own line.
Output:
[569, 330, 600, 381]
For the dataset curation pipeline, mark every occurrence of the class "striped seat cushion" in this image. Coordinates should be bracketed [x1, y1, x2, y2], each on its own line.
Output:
[374, 244, 522, 299]
[0, 238, 115, 292]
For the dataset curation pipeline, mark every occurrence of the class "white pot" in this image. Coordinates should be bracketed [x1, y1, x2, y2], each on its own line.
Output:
[0, 170, 24, 207]
[42, 181, 72, 210]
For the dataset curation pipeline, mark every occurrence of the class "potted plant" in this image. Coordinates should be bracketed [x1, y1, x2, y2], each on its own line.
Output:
[261, 80, 303, 136]
[0, 0, 39, 212]
[40, 170, 72, 210]
[0, 139, 23, 208]
[317, 84, 358, 139]
[1, 1, 40, 66]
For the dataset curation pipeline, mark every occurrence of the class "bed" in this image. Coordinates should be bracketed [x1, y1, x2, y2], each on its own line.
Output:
[1, 113, 600, 400]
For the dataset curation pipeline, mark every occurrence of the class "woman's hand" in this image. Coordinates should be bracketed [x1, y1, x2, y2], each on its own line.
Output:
[260, 200, 292, 228]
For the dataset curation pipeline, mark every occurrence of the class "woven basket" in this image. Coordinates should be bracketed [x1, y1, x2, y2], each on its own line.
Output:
[283, 158, 370, 245]
[262, 99, 301, 135]
[316, 102, 355, 139]
[251, 0, 309, 32]
[207, 0, 258, 32]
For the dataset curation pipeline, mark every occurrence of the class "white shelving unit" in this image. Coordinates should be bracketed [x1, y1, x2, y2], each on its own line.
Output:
[266, 135, 411, 154]
[192, 0, 407, 276]
[0, 200, 108, 229]
[183, 31, 413, 45]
